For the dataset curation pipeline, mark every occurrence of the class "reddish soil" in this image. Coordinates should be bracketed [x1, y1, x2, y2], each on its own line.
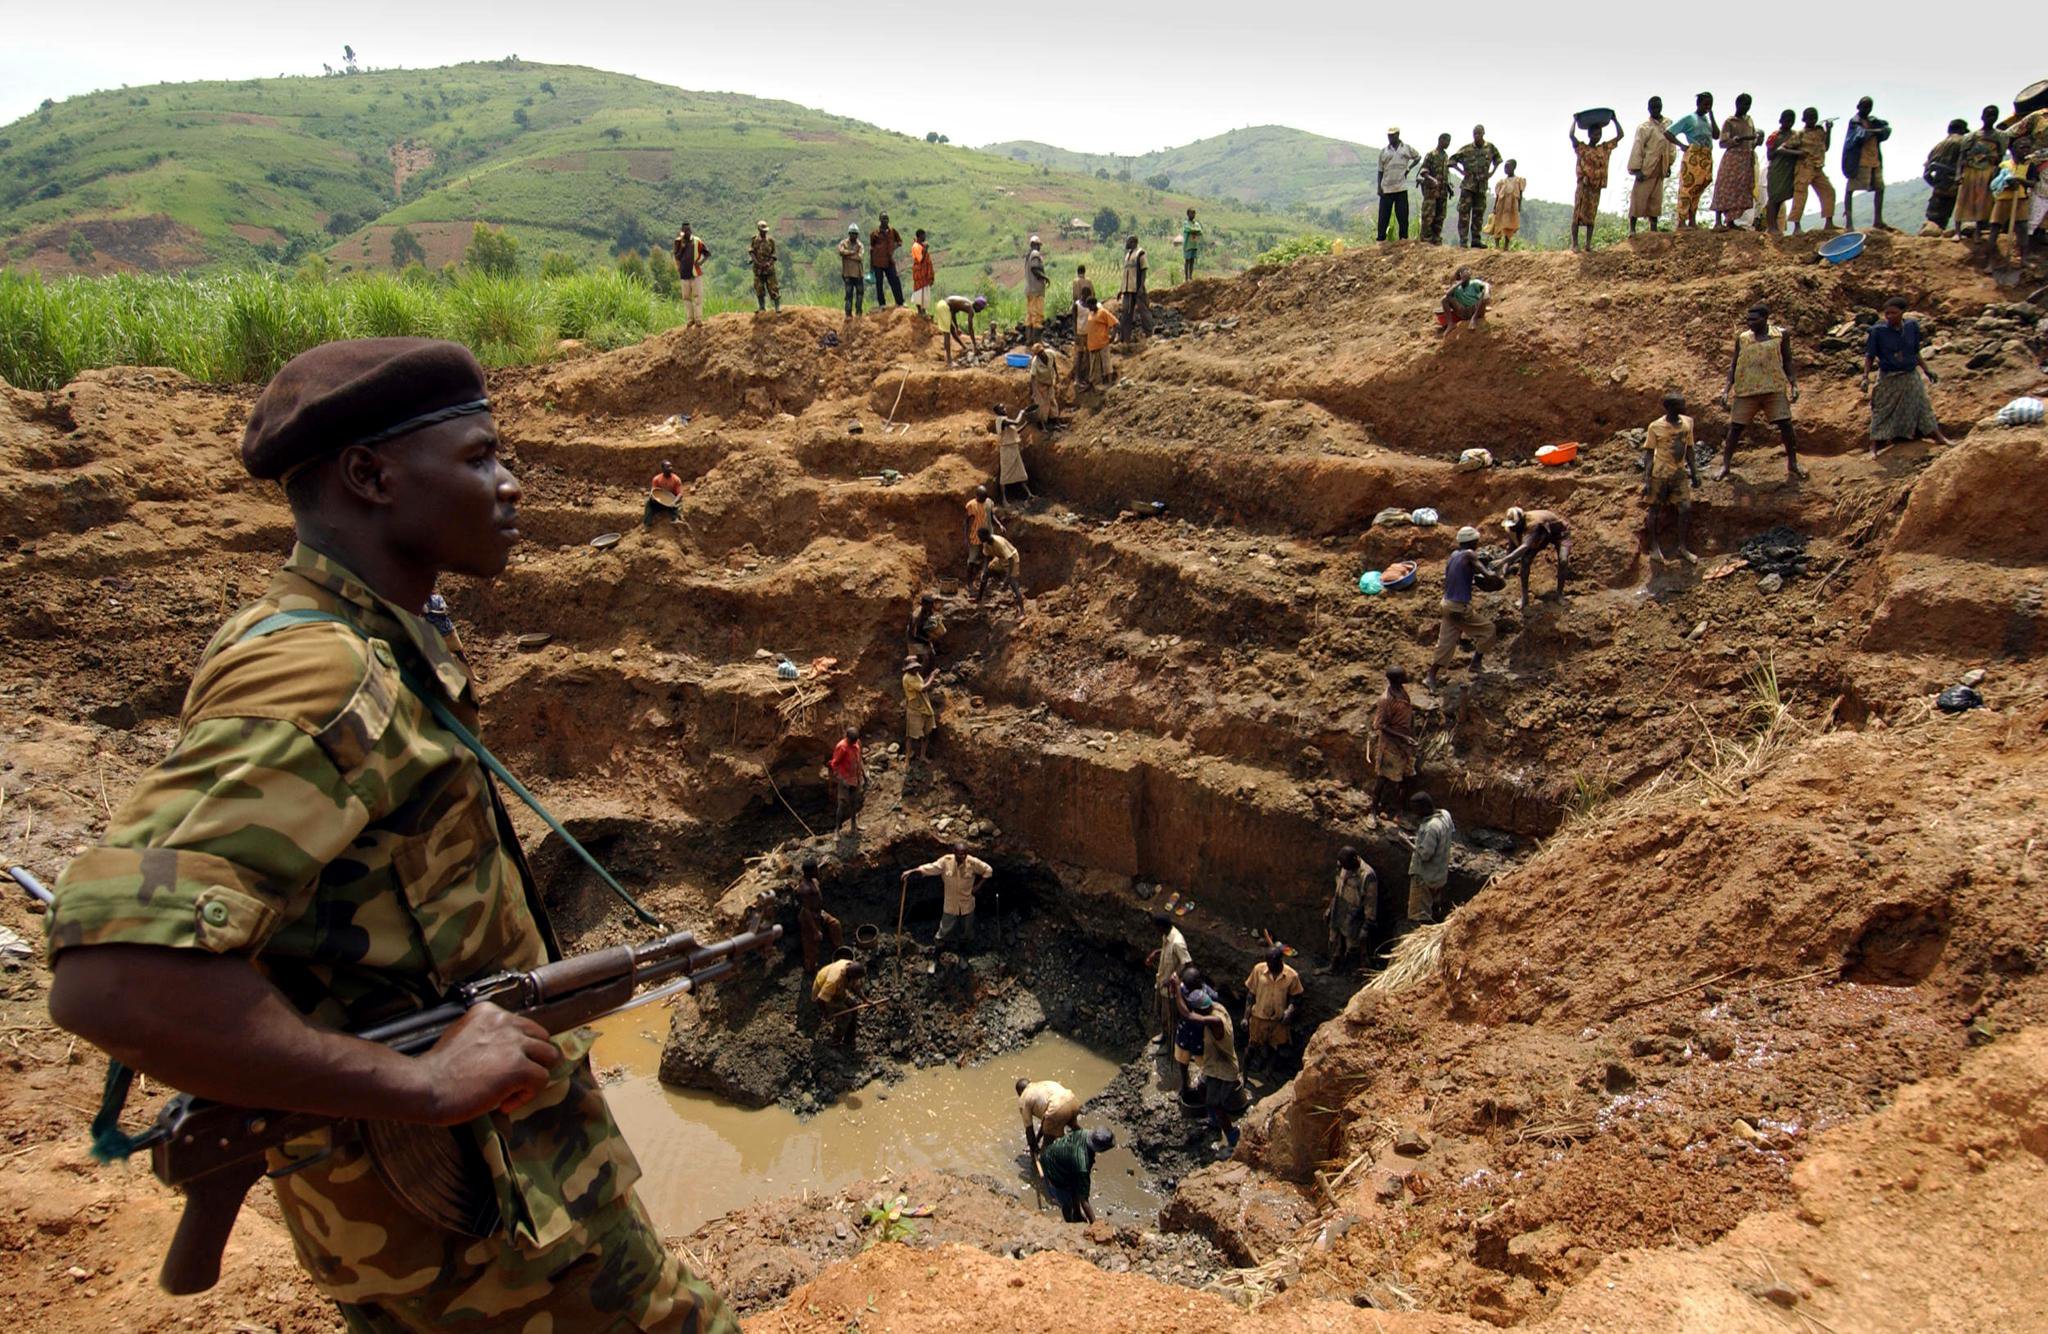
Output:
[14, 215, 209, 275]
[2, 234, 2045, 1330]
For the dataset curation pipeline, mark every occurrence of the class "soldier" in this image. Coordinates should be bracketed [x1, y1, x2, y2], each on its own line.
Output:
[43, 338, 736, 1331]
[1453, 125, 1504, 248]
[749, 220, 781, 312]
[1418, 132, 1454, 244]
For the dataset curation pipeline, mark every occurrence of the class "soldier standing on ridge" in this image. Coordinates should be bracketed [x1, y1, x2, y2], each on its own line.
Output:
[1419, 133, 1454, 244]
[749, 221, 781, 312]
[43, 337, 737, 1331]
[672, 222, 709, 326]
[1452, 125, 1503, 248]
[870, 213, 905, 308]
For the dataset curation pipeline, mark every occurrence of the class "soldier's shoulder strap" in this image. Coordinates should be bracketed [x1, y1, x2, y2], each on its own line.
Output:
[238, 609, 662, 930]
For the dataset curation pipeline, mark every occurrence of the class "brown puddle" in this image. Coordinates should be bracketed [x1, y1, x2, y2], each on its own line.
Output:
[591, 1012, 1159, 1231]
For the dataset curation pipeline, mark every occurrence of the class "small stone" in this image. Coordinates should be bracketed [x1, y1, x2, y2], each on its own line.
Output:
[1732, 1118, 1764, 1143]
[1757, 573, 1784, 595]
[1761, 1284, 1799, 1308]
[611, 648, 626, 661]
[1392, 1128, 1431, 1157]
[1960, 668, 1986, 687]
[67, 1266, 91, 1281]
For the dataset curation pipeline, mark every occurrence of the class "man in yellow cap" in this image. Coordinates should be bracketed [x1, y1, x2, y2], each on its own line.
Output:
[749, 221, 780, 312]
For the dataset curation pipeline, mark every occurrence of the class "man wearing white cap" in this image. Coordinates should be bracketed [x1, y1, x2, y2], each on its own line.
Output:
[1378, 128, 1421, 242]
[837, 225, 865, 317]
[1426, 526, 1498, 691]
[1024, 234, 1048, 343]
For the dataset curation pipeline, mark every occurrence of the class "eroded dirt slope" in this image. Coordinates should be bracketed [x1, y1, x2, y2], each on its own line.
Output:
[2, 235, 2045, 1330]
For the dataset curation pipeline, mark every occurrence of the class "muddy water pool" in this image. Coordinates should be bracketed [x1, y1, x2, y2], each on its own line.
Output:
[591, 1012, 1160, 1231]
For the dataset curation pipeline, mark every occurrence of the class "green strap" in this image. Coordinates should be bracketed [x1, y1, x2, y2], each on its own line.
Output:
[239, 610, 662, 929]
[89, 1062, 149, 1163]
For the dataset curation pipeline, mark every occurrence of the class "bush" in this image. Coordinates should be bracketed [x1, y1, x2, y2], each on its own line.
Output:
[343, 274, 440, 339]
[389, 226, 427, 269]
[539, 250, 579, 279]
[215, 272, 344, 382]
[444, 272, 547, 363]
[1254, 234, 1337, 266]
[467, 222, 520, 277]
[553, 269, 655, 342]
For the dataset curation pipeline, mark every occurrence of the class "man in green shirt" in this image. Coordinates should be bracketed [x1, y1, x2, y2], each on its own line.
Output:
[1039, 1126, 1115, 1223]
[1180, 208, 1203, 282]
[1452, 125, 1504, 248]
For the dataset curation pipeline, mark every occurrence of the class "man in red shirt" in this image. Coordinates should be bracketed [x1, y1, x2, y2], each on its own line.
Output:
[829, 725, 866, 833]
[645, 459, 683, 527]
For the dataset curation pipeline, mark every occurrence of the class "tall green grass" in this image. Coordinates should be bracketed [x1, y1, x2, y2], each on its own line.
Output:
[0, 255, 1166, 392]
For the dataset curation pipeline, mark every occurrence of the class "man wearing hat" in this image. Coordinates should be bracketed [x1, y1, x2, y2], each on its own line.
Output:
[671, 222, 710, 326]
[43, 338, 737, 1330]
[1377, 128, 1421, 242]
[1498, 505, 1571, 610]
[837, 225, 866, 316]
[1024, 234, 1048, 343]
[869, 212, 905, 309]
[902, 655, 940, 761]
[1426, 525, 1498, 691]
[749, 220, 781, 312]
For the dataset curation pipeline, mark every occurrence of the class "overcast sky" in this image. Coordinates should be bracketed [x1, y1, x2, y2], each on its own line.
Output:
[5, 1, 2038, 208]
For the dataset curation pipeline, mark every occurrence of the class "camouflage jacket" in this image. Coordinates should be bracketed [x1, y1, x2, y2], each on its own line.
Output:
[49, 543, 642, 1298]
[1452, 140, 1503, 192]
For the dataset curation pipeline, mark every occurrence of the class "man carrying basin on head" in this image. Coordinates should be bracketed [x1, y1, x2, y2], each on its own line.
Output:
[43, 337, 736, 1332]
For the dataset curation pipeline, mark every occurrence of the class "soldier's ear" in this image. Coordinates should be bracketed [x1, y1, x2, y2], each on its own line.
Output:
[337, 443, 398, 507]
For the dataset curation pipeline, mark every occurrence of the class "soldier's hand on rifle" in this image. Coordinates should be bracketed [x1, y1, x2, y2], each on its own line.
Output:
[412, 1003, 560, 1124]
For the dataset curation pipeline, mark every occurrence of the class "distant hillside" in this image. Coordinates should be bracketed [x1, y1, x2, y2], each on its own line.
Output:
[0, 61, 1295, 286]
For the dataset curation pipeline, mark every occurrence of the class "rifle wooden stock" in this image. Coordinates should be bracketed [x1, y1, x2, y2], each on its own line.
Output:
[159, 1155, 265, 1296]
[138, 922, 779, 1294]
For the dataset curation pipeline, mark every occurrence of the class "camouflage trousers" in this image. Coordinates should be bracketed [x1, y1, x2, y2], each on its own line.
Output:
[1420, 191, 1448, 243]
[1457, 187, 1488, 247]
[329, 1194, 736, 1333]
[753, 269, 780, 309]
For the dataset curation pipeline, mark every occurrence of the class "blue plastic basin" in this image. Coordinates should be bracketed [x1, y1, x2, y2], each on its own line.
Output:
[1817, 232, 1866, 264]
[1004, 351, 1031, 368]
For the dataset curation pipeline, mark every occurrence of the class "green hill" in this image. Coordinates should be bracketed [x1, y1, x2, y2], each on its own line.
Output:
[0, 60, 1296, 287]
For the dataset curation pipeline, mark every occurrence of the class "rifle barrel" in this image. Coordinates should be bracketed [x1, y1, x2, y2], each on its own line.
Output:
[6, 866, 54, 906]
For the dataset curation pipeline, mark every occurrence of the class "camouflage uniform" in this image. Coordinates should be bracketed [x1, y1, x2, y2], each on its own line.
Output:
[1452, 140, 1503, 247]
[1418, 148, 1452, 244]
[748, 233, 780, 309]
[49, 543, 736, 1333]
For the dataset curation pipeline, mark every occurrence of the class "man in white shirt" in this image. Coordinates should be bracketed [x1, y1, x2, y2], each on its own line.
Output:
[1378, 128, 1422, 242]
[1144, 911, 1192, 1044]
[903, 843, 993, 951]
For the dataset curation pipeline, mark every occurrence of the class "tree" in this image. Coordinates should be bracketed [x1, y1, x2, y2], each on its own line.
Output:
[1145, 173, 1171, 191]
[939, 135, 949, 144]
[342, 45, 358, 73]
[538, 80, 556, 97]
[324, 211, 361, 237]
[601, 126, 624, 142]
[389, 226, 426, 269]
[66, 231, 94, 266]
[926, 132, 940, 143]
[467, 222, 520, 277]
[38, 98, 55, 122]
[616, 250, 650, 287]
[540, 249, 579, 279]
[1091, 207, 1122, 243]
[512, 107, 530, 130]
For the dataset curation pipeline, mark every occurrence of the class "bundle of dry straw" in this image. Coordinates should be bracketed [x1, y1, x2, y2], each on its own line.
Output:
[1367, 920, 1448, 992]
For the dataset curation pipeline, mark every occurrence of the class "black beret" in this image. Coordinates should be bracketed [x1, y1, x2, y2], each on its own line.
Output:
[241, 338, 490, 481]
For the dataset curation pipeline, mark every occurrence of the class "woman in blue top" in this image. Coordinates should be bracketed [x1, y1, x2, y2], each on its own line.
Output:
[1861, 296, 1950, 455]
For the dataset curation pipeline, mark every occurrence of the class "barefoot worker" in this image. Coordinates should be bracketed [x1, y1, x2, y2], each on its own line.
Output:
[1145, 912, 1192, 1045]
[902, 656, 940, 761]
[1405, 791, 1457, 929]
[1425, 526, 1498, 692]
[829, 725, 866, 833]
[43, 337, 737, 1331]
[796, 861, 844, 976]
[646, 459, 684, 526]
[1437, 266, 1491, 336]
[1642, 392, 1702, 563]
[1717, 302, 1805, 483]
[992, 404, 1035, 505]
[974, 528, 1026, 612]
[1242, 946, 1304, 1078]
[1040, 1126, 1115, 1224]
[943, 294, 989, 369]
[1017, 1077, 1082, 1157]
[1862, 297, 1951, 454]
[1324, 847, 1377, 973]
[1181, 990, 1244, 1154]
[1499, 506, 1571, 610]
[813, 958, 867, 1047]
[1372, 667, 1417, 814]
[902, 843, 994, 952]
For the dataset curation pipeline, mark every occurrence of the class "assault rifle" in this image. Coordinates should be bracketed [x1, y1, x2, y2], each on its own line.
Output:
[6, 864, 778, 1296]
